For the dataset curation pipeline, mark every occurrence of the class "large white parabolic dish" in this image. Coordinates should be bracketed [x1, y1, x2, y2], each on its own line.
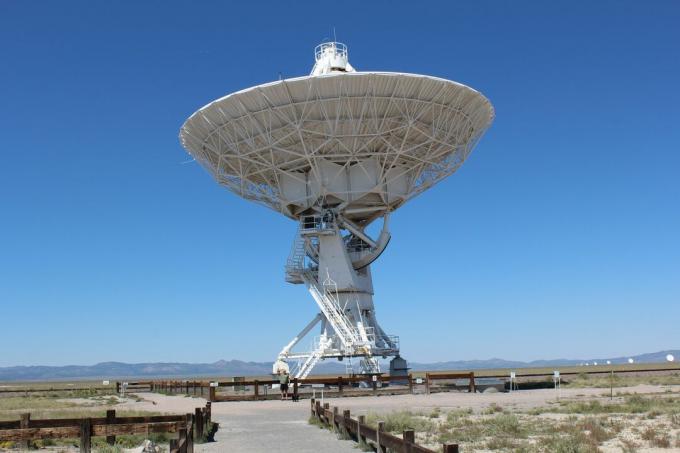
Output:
[180, 71, 494, 224]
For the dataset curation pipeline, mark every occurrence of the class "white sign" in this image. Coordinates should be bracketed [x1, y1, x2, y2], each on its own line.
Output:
[311, 383, 325, 388]
[372, 375, 377, 382]
[553, 371, 560, 378]
[667, 354, 675, 362]
[209, 382, 219, 387]
[102, 380, 110, 385]
[415, 378, 423, 384]
[510, 372, 516, 379]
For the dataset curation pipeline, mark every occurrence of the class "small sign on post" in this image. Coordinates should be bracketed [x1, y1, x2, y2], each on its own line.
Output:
[553, 371, 561, 399]
[209, 382, 219, 387]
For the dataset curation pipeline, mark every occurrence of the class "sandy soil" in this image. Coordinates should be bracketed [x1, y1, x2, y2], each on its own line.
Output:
[133, 383, 679, 452]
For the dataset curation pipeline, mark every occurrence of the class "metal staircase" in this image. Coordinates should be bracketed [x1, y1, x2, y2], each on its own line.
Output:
[285, 229, 306, 283]
[295, 335, 332, 379]
[302, 270, 360, 350]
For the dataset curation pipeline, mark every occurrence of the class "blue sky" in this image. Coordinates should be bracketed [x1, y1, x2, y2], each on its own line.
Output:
[1, 1, 678, 367]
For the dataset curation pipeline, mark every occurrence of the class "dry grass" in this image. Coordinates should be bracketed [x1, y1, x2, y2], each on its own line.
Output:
[353, 391, 680, 452]
[0, 392, 169, 451]
[529, 393, 680, 416]
[364, 410, 436, 433]
[565, 371, 680, 388]
[641, 426, 671, 448]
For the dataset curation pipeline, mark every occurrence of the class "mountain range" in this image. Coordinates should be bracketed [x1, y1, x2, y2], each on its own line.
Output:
[1, 350, 676, 381]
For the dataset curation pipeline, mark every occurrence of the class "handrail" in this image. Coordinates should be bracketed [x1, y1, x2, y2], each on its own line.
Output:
[314, 42, 348, 61]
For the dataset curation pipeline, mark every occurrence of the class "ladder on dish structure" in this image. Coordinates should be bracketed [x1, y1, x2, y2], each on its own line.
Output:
[302, 270, 360, 351]
[296, 336, 332, 379]
[285, 231, 306, 283]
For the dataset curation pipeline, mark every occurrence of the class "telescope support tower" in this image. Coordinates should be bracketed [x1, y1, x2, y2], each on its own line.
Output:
[278, 210, 400, 378]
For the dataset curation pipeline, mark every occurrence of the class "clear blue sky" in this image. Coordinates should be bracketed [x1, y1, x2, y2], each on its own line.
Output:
[1, 1, 678, 367]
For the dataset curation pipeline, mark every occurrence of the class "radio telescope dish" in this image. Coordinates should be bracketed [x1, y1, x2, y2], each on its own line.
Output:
[180, 42, 494, 378]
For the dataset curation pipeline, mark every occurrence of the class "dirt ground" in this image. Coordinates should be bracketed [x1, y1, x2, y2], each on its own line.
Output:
[141, 383, 678, 452]
[2, 384, 678, 452]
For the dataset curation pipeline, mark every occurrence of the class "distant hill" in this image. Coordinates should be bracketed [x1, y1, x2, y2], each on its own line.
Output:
[0, 350, 676, 381]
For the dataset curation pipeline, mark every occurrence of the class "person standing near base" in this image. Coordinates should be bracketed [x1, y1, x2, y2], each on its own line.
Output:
[278, 370, 290, 400]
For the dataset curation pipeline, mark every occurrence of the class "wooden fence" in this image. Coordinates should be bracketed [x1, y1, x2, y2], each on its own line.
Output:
[0, 386, 115, 396]
[310, 398, 458, 453]
[425, 372, 476, 394]
[115, 381, 153, 393]
[145, 372, 476, 402]
[0, 403, 213, 453]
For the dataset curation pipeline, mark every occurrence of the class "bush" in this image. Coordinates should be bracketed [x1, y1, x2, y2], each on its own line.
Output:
[365, 410, 435, 433]
[641, 426, 671, 448]
[487, 413, 525, 437]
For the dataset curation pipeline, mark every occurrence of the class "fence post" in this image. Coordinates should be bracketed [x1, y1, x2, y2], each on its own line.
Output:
[106, 409, 116, 445]
[443, 443, 460, 453]
[206, 401, 211, 424]
[310, 397, 316, 416]
[178, 425, 187, 453]
[293, 378, 299, 400]
[408, 373, 414, 394]
[372, 378, 377, 395]
[338, 376, 343, 396]
[377, 421, 387, 453]
[342, 409, 351, 438]
[403, 429, 415, 453]
[80, 418, 92, 453]
[469, 372, 476, 393]
[195, 407, 203, 440]
[332, 407, 339, 432]
[20, 413, 31, 450]
[185, 413, 194, 453]
[324, 402, 330, 425]
[425, 373, 431, 394]
[357, 415, 367, 449]
[254, 380, 259, 399]
[208, 386, 216, 402]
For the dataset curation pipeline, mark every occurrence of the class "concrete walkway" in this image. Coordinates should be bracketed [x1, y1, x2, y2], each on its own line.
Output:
[128, 393, 357, 453]
[201, 399, 357, 453]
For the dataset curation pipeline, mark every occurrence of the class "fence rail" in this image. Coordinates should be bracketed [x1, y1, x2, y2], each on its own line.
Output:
[142, 372, 476, 402]
[310, 398, 458, 453]
[120, 364, 680, 403]
[0, 403, 213, 453]
[0, 386, 115, 396]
